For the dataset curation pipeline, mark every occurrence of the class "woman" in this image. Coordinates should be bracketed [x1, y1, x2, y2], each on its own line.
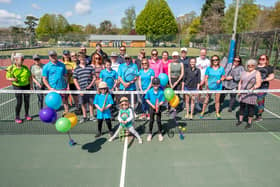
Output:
[30, 54, 44, 110]
[62, 50, 79, 114]
[168, 54, 184, 91]
[6, 53, 32, 124]
[237, 59, 262, 128]
[182, 58, 201, 120]
[149, 49, 162, 77]
[91, 52, 104, 88]
[70, 52, 79, 66]
[255, 55, 275, 122]
[220, 56, 245, 112]
[138, 58, 155, 120]
[161, 51, 171, 76]
[200, 55, 225, 120]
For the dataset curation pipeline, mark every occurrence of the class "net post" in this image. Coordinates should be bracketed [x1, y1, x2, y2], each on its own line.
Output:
[131, 92, 134, 109]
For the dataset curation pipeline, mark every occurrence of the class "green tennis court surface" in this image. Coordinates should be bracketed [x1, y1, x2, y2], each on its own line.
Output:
[0, 92, 280, 186]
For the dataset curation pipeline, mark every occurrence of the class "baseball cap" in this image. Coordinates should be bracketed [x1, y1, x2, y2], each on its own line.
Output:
[111, 52, 118, 57]
[63, 50, 70, 55]
[98, 81, 108, 89]
[181, 47, 188, 52]
[172, 51, 179, 56]
[48, 50, 57, 56]
[33, 54, 40, 60]
[124, 54, 130, 59]
[152, 77, 160, 85]
[14, 53, 24, 59]
[120, 97, 129, 103]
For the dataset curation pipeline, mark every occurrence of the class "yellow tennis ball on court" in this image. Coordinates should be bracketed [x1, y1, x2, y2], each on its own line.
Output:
[178, 126, 182, 129]
[182, 128, 186, 131]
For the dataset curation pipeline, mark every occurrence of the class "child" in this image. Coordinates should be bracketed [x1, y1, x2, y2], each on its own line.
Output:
[145, 77, 165, 142]
[109, 97, 142, 144]
[100, 58, 118, 92]
[93, 81, 114, 137]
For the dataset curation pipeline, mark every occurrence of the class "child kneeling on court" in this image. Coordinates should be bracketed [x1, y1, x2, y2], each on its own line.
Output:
[94, 81, 114, 137]
[145, 77, 165, 142]
[109, 97, 142, 144]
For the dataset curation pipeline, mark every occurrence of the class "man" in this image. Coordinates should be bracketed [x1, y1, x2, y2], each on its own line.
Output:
[179, 47, 189, 69]
[42, 50, 69, 114]
[110, 52, 120, 72]
[80, 46, 91, 65]
[93, 43, 108, 62]
[116, 45, 126, 64]
[134, 49, 145, 71]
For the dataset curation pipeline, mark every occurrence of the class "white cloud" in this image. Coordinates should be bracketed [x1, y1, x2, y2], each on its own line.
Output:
[0, 9, 22, 27]
[75, 0, 91, 15]
[0, 0, 11, 3]
[31, 3, 41, 10]
[64, 11, 73, 18]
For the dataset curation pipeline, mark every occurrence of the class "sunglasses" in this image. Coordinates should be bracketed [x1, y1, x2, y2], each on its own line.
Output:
[259, 58, 266, 61]
[247, 64, 255, 67]
[120, 49, 126, 51]
[95, 58, 101, 60]
[212, 59, 219, 62]
[142, 63, 148, 65]
[152, 53, 158, 56]
[234, 59, 240, 62]
[71, 55, 77, 57]
[125, 58, 130, 60]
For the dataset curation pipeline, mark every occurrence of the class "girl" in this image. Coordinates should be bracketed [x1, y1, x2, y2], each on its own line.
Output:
[200, 55, 225, 120]
[109, 97, 142, 144]
[138, 58, 155, 120]
[93, 82, 114, 137]
[182, 58, 201, 120]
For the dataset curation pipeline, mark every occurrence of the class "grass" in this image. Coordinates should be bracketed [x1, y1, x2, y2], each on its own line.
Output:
[0, 47, 222, 58]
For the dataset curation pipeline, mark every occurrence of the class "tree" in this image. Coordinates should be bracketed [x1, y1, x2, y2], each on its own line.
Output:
[270, 1, 280, 28]
[177, 11, 196, 34]
[200, 0, 225, 34]
[84, 24, 97, 34]
[24, 16, 39, 46]
[254, 6, 273, 31]
[98, 20, 113, 34]
[121, 6, 136, 34]
[223, 1, 260, 33]
[135, 0, 178, 45]
[69, 24, 84, 33]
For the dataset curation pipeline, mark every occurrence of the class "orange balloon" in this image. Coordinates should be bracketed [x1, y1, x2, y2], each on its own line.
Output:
[64, 113, 78, 128]
[169, 95, 179, 108]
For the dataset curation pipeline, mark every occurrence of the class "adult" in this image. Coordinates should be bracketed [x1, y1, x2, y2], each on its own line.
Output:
[42, 50, 68, 114]
[149, 49, 163, 77]
[70, 52, 79, 66]
[200, 55, 225, 120]
[80, 46, 91, 64]
[62, 50, 80, 114]
[30, 54, 45, 110]
[116, 45, 126, 64]
[161, 51, 171, 76]
[168, 52, 184, 91]
[138, 58, 155, 120]
[93, 43, 108, 62]
[6, 53, 32, 124]
[179, 47, 189, 69]
[220, 56, 245, 112]
[91, 53, 104, 88]
[110, 52, 120, 72]
[237, 59, 262, 128]
[182, 57, 201, 120]
[134, 49, 146, 71]
[255, 54, 275, 122]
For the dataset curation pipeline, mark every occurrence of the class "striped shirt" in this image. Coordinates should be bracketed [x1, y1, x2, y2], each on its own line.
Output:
[73, 65, 95, 90]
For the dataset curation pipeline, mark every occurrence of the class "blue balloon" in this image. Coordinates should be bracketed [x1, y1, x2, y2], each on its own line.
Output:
[45, 92, 62, 110]
[158, 73, 168, 87]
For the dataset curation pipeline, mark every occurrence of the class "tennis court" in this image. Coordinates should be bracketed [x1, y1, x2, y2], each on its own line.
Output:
[0, 90, 280, 187]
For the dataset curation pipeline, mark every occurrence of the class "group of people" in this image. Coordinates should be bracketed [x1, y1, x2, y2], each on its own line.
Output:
[5, 44, 275, 141]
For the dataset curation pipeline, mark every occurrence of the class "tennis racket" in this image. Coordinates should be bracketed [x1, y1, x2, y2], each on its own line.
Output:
[102, 93, 109, 110]
[155, 98, 159, 113]
[239, 76, 256, 101]
[124, 66, 137, 82]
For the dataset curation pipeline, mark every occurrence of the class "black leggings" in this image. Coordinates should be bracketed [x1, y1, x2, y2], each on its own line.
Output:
[220, 87, 237, 109]
[239, 102, 255, 117]
[149, 107, 162, 134]
[13, 85, 30, 118]
[97, 119, 112, 133]
[34, 85, 45, 109]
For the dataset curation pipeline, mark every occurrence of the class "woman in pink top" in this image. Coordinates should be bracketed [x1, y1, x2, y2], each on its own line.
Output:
[149, 49, 163, 77]
[161, 51, 171, 76]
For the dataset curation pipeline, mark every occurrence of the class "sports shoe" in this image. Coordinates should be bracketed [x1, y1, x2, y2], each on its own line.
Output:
[158, 134, 163, 142]
[236, 121, 242, 126]
[189, 114, 193, 120]
[245, 123, 252, 129]
[147, 134, 152, 142]
[146, 114, 150, 120]
[95, 132, 102, 138]
[228, 108, 232, 112]
[138, 139, 143, 144]
[108, 137, 114, 142]
[15, 118, 23, 124]
[216, 113, 221, 120]
[25, 115, 32, 121]
[254, 117, 263, 122]
[139, 114, 146, 120]
[184, 113, 189, 119]
[79, 117, 87, 124]
[89, 116, 96, 121]
[199, 112, 204, 119]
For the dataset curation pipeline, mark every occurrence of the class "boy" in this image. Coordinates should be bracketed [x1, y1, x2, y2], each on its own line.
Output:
[145, 77, 165, 142]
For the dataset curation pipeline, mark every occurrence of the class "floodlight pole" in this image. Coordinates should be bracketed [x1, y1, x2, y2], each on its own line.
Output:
[228, 0, 240, 63]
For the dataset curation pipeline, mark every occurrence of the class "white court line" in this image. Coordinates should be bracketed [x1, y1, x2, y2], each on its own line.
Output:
[119, 136, 128, 187]
[0, 98, 15, 107]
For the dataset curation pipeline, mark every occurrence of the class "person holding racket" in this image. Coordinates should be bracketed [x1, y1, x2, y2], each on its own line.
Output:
[237, 59, 262, 128]
[255, 55, 275, 122]
[109, 97, 142, 144]
[149, 49, 163, 77]
[138, 58, 155, 120]
[145, 77, 165, 142]
[73, 52, 96, 123]
[200, 55, 225, 120]
[6, 53, 32, 124]
[93, 82, 114, 138]
[220, 56, 245, 112]
[182, 57, 201, 120]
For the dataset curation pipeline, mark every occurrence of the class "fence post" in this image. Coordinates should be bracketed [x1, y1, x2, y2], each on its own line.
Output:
[131, 92, 134, 109]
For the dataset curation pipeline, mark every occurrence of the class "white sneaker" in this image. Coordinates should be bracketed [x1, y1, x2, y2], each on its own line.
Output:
[108, 137, 113, 142]
[138, 139, 143, 144]
[147, 134, 152, 142]
[158, 134, 163, 142]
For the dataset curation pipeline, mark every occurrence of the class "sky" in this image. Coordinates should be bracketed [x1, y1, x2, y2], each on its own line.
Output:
[0, 0, 278, 28]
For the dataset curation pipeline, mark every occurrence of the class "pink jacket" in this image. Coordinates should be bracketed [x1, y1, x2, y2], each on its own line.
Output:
[149, 59, 163, 77]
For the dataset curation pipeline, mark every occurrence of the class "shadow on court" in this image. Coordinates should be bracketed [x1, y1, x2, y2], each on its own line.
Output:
[81, 137, 107, 153]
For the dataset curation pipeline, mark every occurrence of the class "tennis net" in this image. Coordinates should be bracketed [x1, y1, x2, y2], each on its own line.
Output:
[0, 89, 279, 135]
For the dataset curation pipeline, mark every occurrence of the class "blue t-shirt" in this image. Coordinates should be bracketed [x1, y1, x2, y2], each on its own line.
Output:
[118, 63, 138, 91]
[100, 68, 118, 89]
[145, 87, 165, 105]
[93, 93, 114, 119]
[205, 66, 225, 90]
[42, 61, 67, 90]
[139, 69, 155, 91]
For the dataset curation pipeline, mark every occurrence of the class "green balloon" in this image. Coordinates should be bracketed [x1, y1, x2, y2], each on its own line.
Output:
[164, 88, 175, 101]
[55, 117, 71, 133]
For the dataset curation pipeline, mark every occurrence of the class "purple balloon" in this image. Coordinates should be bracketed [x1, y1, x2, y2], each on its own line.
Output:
[39, 107, 57, 123]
